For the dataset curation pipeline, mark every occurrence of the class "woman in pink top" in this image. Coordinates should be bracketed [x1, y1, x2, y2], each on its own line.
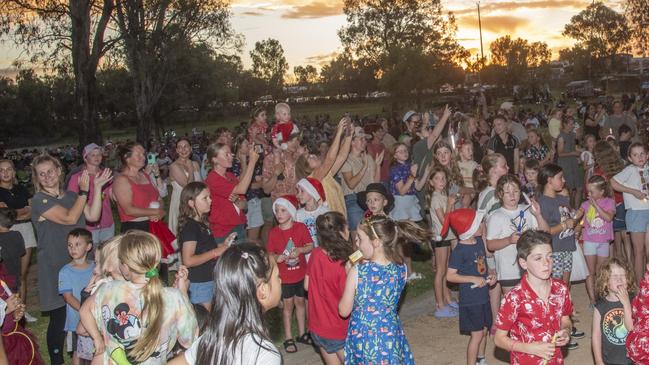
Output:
[113, 142, 166, 233]
[205, 142, 259, 243]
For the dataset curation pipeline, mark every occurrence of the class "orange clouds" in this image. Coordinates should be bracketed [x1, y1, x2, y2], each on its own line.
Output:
[281, 1, 343, 19]
[451, 0, 591, 16]
[457, 15, 530, 34]
[305, 51, 338, 66]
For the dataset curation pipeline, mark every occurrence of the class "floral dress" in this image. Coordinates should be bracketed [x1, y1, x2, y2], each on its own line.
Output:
[345, 261, 414, 365]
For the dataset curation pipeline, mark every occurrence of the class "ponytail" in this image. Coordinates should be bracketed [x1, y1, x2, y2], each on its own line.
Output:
[358, 215, 432, 265]
[473, 153, 504, 192]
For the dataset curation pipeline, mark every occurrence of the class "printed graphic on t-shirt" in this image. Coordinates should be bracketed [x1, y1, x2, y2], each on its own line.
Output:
[475, 253, 487, 275]
[558, 205, 575, 240]
[602, 308, 628, 345]
[640, 165, 649, 198]
[283, 238, 300, 268]
[585, 205, 606, 236]
[509, 210, 529, 234]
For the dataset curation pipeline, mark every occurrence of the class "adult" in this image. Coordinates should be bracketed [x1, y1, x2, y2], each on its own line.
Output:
[487, 115, 520, 174]
[366, 123, 389, 182]
[338, 126, 383, 231]
[583, 104, 600, 139]
[601, 100, 638, 140]
[200, 127, 234, 179]
[30, 154, 111, 365]
[0, 159, 37, 322]
[67, 143, 115, 243]
[205, 142, 259, 243]
[113, 142, 167, 233]
[379, 118, 398, 150]
[168, 138, 202, 234]
[458, 115, 485, 165]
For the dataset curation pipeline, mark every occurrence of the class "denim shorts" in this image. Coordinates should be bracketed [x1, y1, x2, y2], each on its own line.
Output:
[344, 193, 364, 231]
[246, 198, 264, 229]
[583, 241, 610, 257]
[613, 203, 627, 231]
[311, 331, 345, 354]
[625, 209, 649, 233]
[189, 281, 214, 304]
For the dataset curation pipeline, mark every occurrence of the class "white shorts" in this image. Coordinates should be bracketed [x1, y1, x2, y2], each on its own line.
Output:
[246, 198, 264, 229]
[11, 222, 37, 248]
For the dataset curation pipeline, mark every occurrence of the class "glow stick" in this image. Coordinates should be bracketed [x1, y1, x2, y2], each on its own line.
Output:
[522, 192, 536, 213]
[541, 333, 559, 365]
[0, 280, 12, 296]
[450, 134, 456, 150]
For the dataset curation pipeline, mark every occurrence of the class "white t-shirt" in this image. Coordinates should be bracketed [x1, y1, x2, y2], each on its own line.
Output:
[613, 164, 649, 210]
[486, 204, 539, 281]
[184, 334, 281, 365]
[477, 187, 500, 217]
[296, 204, 330, 261]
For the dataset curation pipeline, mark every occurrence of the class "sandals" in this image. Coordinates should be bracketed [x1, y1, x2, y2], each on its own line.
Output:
[283, 339, 298, 353]
[296, 333, 313, 346]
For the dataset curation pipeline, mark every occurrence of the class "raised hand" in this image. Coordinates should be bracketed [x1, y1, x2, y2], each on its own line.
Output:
[94, 168, 113, 189]
[79, 170, 90, 192]
[410, 164, 419, 177]
[375, 151, 385, 167]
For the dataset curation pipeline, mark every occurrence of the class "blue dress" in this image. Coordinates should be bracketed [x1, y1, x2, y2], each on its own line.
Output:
[345, 261, 414, 365]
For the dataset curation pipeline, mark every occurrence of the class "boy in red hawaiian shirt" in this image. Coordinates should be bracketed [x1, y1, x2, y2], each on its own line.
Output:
[494, 230, 572, 365]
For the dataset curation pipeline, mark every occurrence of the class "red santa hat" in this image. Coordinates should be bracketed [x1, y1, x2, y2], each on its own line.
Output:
[272, 195, 299, 220]
[440, 208, 484, 241]
[297, 177, 326, 203]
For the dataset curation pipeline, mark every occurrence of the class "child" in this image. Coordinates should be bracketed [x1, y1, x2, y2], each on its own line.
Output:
[296, 177, 330, 251]
[169, 243, 282, 365]
[592, 258, 635, 365]
[458, 141, 478, 190]
[581, 134, 597, 187]
[270, 103, 299, 150]
[59, 228, 95, 365]
[339, 214, 431, 365]
[267, 195, 314, 353]
[627, 263, 649, 364]
[522, 159, 540, 200]
[524, 128, 552, 166]
[433, 141, 466, 208]
[517, 155, 528, 187]
[84, 231, 198, 363]
[357, 182, 394, 217]
[444, 208, 495, 365]
[575, 175, 615, 305]
[494, 230, 573, 364]
[0, 208, 26, 292]
[486, 174, 549, 294]
[177, 182, 230, 310]
[611, 142, 649, 282]
[306, 212, 353, 365]
[428, 166, 458, 318]
[618, 124, 633, 161]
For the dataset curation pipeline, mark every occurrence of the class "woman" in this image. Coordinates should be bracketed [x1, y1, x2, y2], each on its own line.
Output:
[0, 159, 37, 321]
[232, 135, 265, 244]
[113, 142, 167, 233]
[296, 117, 352, 219]
[205, 142, 259, 244]
[30, 154, 111, 365]
[168, 138, 201, 234]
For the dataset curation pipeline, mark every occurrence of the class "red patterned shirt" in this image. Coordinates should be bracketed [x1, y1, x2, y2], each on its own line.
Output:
[627, 271, 649, 364]
[496, 274, 573, 365]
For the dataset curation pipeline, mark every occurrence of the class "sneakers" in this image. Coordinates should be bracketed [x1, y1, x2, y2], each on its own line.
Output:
[566, 339, 579, 350]
[476, 356, 487, 365]
[433, 305, 458, 318]
[24, 312, 38, 323]
[448, 301, 459, 309]
[407, 272, 423, 282]
[571, 327, 585, 339]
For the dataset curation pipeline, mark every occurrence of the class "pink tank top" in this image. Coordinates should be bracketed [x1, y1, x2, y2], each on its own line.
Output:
[118, 173, 160, 222]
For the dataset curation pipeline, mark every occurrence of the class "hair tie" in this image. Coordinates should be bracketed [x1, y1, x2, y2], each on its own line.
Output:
[145, 267, 159, 279]
[241, 252, 250, 260]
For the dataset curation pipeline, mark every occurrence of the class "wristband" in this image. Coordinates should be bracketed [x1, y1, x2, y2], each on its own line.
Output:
[78, 190, 89, 197]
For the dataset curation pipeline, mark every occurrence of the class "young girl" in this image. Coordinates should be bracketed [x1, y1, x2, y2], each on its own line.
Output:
[339, 215, 431, 364]
[494, 230, 572, 364]
[457, 141, 478, 191]
[428, 166, 458, 318]
[296, 177, 330, 252]
[86, 231, 198, 363]
[433, 141, 468, 208]
[581, 134, 597, 188]
[486, 175, 549, 294]
[445, 208, 495, 365]
[177, 182, 231, 310]
[306, 212, 353, 365]
[611, 142, 649, 282]
[627, 263, 649, 364]
[169, 243, 282, 365]
[575, 176, 615, 305]
[556, 116, 583, 208]
[592, 258, 635, 365]
[524, 128, 552, 166]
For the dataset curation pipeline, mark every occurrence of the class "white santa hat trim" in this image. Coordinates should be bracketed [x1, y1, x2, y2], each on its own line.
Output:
[297, 178, 320, 202]
[272, 198, 297, 220]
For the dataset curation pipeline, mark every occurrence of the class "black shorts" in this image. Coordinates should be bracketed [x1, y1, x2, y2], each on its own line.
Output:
[282, 280, 305, 299]
[499, 278, 520, 288]
[433, 240, 452, 249]
[459, 302, 493, 334]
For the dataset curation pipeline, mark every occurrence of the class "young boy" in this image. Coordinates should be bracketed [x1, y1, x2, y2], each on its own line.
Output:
[271, 103, 299, 150]
[59, 228, 95, 365]
[494, 230, 572, 365]
[356, 182, 394, 217]
[443, 208, 495, 365]
[267, 195, 313, 354]
[0, 208, 26, 292]
[296, 177, 330, 250]
[618, 124, 633, 161]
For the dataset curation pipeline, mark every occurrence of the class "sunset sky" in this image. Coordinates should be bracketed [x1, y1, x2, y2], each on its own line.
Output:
[0, 0, 626, 72]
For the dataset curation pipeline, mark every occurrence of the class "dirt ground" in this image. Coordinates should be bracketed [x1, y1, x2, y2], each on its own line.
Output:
[283, 283, 595, 365]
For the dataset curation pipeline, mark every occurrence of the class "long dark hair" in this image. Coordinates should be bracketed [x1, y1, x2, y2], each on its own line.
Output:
[197, 243, 280, 365]
[537, 163, 563, 195]
[357, 214, 432, 264]
[316, 212, 353, 263]
[177, 181, 209, 236]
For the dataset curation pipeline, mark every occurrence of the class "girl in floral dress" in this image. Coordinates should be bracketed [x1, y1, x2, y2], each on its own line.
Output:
[339, 214, 431, 364]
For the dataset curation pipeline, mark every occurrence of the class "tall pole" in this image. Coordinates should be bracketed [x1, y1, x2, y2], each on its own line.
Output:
[477, 1, 484, 85]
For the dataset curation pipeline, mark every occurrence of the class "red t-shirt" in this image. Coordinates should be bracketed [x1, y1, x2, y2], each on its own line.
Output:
[496, 274, 573, 365]
[306, 248, 349, 340]
[205, 170, 246, 237]
[267, 222, 311, 284]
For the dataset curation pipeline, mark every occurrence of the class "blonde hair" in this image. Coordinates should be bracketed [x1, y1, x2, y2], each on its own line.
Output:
[473, 153, 505, 192]
[205, 143, 228, 171]
[275, 102, 291, 113]
[97, 236, 121, 279]
[30, 154, 64, 193]
[357, 215, 431, 265]
[0, 159, 18, 185]
[595, 258, 636, 300]
[118, 231, 165, 362]
[432, 141, 463, 188]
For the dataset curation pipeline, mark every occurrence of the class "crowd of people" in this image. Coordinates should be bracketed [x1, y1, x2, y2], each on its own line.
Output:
[1, 92, 649, 365]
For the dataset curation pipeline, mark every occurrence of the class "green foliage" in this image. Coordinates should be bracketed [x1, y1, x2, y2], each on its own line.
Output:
[293, 65, 318, 86]
[320, 54, 377, 95]
[250, 38, 288, 95]
[489, 35, 551, 88]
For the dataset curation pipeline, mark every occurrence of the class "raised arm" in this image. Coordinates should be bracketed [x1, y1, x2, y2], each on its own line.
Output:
[313, 118, 349, 181]
[232, 150, 260, 195]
